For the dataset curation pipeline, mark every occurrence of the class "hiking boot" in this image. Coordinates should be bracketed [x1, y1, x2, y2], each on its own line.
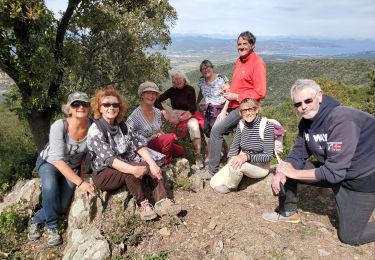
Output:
[47, 228, 62, 246]
[262, 211, 301, 223]
[28, 222, 42, 241]
[154, 198, 182, 217]
[138, 200, 157, 221]
[198, 167, 214, 180]
[213, 184, 231, 194]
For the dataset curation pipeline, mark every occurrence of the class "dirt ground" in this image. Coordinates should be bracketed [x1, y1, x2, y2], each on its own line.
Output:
[22, 174, 375, 259]
[122, 175, 375, 259]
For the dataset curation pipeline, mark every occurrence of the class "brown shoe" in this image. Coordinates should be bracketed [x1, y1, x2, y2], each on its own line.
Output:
[138, 200, 157, 221]
[154, 198, 182, 217]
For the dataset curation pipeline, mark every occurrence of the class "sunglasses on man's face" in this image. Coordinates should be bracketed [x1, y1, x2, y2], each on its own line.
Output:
[101, 103, 120, 108]
[71, 101, 90, 108]
[293, 98, 315, 108]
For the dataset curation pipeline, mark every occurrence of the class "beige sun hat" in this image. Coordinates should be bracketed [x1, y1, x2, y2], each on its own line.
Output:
[138, 81, 161, 96]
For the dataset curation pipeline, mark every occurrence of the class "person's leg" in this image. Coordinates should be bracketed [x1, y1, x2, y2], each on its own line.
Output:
[171, 143, 185, 158]
[145, 175, 168, 203]
[148, 134, 174, 164]
[208, 108, 241, 173]
[278, 161, 329, 216]
[277, 178, 299, 216]
[146, 175, 181, 216]
[240, 162, 269, 179]
[59, 168, 79, 215]
[187, 118, 201, 153]
[32, 159, 62, 229]
[93, 167, 149, 204]
[333, 185, 375, 245]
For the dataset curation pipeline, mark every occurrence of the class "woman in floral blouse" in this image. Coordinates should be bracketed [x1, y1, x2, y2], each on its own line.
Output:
[87, 86, 181, 221]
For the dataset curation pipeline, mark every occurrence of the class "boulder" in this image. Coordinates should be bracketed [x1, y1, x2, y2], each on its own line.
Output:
[163, 158, 191, 179]
[174, 158, 191, 178]
[66, 184, 99, 237]
[63, 227, 110, 260]
[0, 178, 41, 215]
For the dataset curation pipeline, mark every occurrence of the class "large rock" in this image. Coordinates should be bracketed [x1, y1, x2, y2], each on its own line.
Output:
[110, 186, 130, 211]
[63, 227, 110, 260]
[0, 178, 41, 215]
[66, 187, 98, 237]
[163, 158, 191, 178]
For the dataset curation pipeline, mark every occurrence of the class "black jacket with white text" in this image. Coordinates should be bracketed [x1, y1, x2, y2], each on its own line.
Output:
[286, 94, 375, 192]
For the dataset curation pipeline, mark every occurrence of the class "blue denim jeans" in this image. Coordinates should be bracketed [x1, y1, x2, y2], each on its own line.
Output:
[208, 108, 242, 173]
[31, 156, 78, 229]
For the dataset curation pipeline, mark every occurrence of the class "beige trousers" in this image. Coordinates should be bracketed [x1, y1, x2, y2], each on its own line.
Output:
[163, 104, 200, 140]
[210, 159, 269, 189]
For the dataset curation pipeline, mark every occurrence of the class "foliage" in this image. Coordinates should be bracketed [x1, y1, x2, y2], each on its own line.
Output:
[0, 205, 29, 259]
[0, 0, 177, 150]
[109, 213, 156, 255]
[172, 176, 193, 191]
[0, 100, 36, 192]
[144, 251, 169, 260]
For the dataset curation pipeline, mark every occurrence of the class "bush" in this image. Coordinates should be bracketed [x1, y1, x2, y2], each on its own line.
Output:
[0, 102, 37, 193]
[0, 205, 29, 258]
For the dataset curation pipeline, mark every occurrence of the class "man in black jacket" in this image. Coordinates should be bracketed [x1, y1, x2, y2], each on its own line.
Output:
[262, 79, 375, 245]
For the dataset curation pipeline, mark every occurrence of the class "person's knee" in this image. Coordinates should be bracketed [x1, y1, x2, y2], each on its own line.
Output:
[338, 228, 361, 245]
[40, 175, 59, 191]
[187, 123, 200, 140]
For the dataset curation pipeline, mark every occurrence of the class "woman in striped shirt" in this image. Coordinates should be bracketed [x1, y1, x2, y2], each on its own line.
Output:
[127, 81, 185, 164]
[210, 98, 274, 193]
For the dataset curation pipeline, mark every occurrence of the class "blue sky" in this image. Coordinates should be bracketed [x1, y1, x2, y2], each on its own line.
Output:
[45, 0, 375, 39]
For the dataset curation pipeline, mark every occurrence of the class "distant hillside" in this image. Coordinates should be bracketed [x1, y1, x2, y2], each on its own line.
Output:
[165, 35, 375, 71]
[186, 58, 375, 105]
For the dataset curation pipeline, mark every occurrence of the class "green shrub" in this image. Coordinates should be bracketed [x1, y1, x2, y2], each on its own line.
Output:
[0, 103, 37, 193]
[145, 251, 168, 260]
[0, 205, 29, 258]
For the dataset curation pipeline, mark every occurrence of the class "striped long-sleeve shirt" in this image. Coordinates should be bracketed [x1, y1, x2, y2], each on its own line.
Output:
[229, 116, 274, 164]
[126, 106, 162, 142]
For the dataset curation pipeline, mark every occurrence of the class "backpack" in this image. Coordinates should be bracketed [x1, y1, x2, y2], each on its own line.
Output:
[239, 117, 285, 162]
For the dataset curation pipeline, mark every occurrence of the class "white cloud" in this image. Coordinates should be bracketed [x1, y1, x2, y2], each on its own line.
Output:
[44, 0, 375, 38]
[169, 0, 375, 38]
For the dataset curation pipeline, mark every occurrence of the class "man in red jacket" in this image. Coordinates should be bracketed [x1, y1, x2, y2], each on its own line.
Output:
[199, 31, 266, 180]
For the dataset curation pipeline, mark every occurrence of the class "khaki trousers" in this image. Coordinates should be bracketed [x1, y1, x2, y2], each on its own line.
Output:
[210, 159, 269, 190]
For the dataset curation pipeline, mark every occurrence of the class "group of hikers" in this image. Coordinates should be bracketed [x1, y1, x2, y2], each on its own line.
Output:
[27, 31, 375, 248]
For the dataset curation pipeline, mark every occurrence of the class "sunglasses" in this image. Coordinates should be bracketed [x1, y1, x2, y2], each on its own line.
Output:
[240, 107, 257, 113]
[71, 101, 90, 108]
[101, 103, 120, 108]
[293, 93, 317, 108]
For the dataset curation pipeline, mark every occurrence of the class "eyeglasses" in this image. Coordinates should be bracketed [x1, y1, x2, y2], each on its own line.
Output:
[201, 66, 212, 72]
[71, 101, 90, 108]
[293, 93, 317, 108]
[240, 107, 257, 113]
[101, 103, 120, 108]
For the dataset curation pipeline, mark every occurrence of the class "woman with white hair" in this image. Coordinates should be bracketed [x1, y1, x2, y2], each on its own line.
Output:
[155, 71, 204, 168]
[127, 81, 185, 164]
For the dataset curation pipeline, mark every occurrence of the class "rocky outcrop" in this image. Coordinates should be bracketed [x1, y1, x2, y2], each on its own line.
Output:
[0, 158, 196, 258]
[0, 178, 41, 215]
[62, 227, 110, 260]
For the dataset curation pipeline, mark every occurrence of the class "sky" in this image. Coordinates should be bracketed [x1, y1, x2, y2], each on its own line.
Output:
[45, 0, 375, 39]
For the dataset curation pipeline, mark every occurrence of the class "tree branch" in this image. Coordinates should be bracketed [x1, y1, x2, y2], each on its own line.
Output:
[49, 0, 81, 97]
